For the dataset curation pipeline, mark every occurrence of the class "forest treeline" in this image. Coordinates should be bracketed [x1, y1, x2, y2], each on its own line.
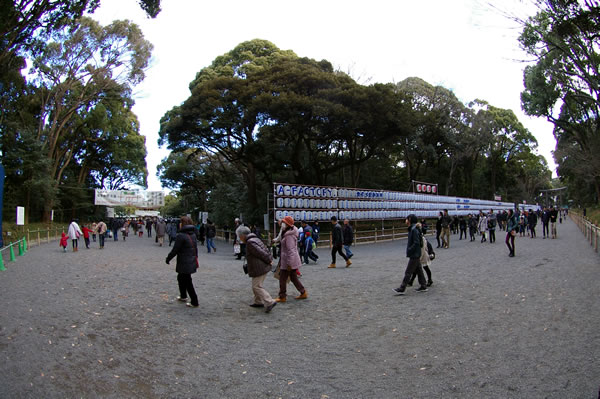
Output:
[1, 0, 597, 226]
[157, 40, 552, 225]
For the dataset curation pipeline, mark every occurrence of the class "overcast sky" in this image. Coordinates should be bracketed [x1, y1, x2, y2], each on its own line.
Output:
[92, 0, 556, 192]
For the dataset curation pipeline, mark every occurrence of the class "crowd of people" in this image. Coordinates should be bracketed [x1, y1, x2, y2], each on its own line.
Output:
[60, 204, 567, 313]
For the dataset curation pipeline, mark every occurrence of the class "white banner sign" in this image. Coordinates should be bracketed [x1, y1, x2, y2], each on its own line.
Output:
[16, 206, 25, 225]
[95, 190, 165, 209]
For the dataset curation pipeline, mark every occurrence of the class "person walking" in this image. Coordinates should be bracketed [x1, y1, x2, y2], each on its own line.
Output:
[146, 218, 153, 238]
[468, 214, 477, 242]
[329, 216, 351, 268]
[459, 216, 467, 240]
[550, 206, 558, 239]
[82, 225, 93, 249]
[67, 219, 83, 252]
[505, 209, 518, 257]
[166, 216, 199, 308]
[441, 209, 451, 248]
[59, 232, 68, 252]
[156, 218, 167, 247]
[223, 225, 230, 244]
[393, 214, 427, 295]
[527, 209, 538, 238]
[206, 220, 217, 253]
[541, 208, 550, 239]
[91, 222, 97, 242]
[167, 220, 178, 246]
[238, 226, 277, 313]
[304, 231, 319, 264]
[342, 219, 354, 259]
[487, 210, 497, 243]
[409, 223, 434, 287]
[435, 212, 443, 248]
[275, 216, 307, 303]
[478, 211, 488, 243]
[96, 220, 107, 249]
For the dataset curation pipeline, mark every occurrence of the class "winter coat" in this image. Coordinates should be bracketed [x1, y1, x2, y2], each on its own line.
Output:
[245, 233, 273, 277]
[166, 225, 198, 274]
[478, 216, 488, 233]
[167, 223, 177, 238]
[206, 224, 216, 239]
[96, 221, 107, 234]
[331, 223, 344, 246]
[419, 236, 432, 267]
[59, 233, 68, 248]
[67, 222, 82, 240]
[441, 215, 451, 228]
[280, 226, 302, 270]
[82, 227, 92, 239]
[343, 224, 354, 246]
[155, 220, 167, 237]
[507, 215, 518, 233]
[406, 224, 422, 259]
[527, 212, 538, 226]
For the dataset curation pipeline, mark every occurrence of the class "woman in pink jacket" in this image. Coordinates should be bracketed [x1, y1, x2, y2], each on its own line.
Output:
[275, 216, 307, 302]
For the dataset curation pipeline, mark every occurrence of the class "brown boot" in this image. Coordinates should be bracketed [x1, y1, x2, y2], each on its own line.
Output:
[328, 263, 336, 268]
[346, 259, 352, 267]
[275, 297, 286, 303]
[295, 291, 308, 300]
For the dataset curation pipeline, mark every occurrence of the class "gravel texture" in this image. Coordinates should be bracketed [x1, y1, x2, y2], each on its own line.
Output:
[0, 218, 598, 398]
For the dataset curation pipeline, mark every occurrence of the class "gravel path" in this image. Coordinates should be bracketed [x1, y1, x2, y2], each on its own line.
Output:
[0, 218, 598, 398]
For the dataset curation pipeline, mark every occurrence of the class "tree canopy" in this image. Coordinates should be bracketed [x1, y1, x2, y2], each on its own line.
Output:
[158, 39, 552, 226]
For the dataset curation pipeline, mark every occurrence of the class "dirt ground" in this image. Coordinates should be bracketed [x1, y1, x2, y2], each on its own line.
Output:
[0, 218, 598, 398]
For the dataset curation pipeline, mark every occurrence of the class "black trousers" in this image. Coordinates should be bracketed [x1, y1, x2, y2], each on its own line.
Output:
[402, 257, 426, 288]
[331, 244, 348, 264]
[505, 232, 515, 255]
[99, 233, 105, 248]
[530, 224, 536, 237]
[177, 273, 198, 306]
[436, 229, 442, 247]
[489, 229, 496, 243]
[460, 228, 467, 240]
[542, 223, 549, 237]
[410, 265, 432, 284]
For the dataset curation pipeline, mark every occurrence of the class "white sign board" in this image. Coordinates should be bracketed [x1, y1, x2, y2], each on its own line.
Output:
[202, 212, 208, 224]
[16, 206, 25, 225]
[95, 190, 165, 209]
[263, 214, 270, 231]
[106, 207, 115, 218]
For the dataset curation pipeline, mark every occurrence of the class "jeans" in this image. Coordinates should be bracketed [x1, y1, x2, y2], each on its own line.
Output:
[177, 273, 198, 306]
[331, 244, 348, 264]
[505, 232, 515, 254]
[344, 244, 353, 258]
[460, 228, 467, 240]
[206, 237, 216, 252]
[401, 257, 426, 288]
[304, 247, 319, 263]
[84, 237, 90, 248]
[113, 229, 118, 241]
[489, 229, 496, 243]
[278, 268, 305, 299]
[99, 233, 105, 248]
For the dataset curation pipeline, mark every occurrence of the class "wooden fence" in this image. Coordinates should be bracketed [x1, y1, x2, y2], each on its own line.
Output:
[570, 212, 599, 253]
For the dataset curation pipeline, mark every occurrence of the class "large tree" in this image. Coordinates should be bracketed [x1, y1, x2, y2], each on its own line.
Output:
[519, 0, 600, 203]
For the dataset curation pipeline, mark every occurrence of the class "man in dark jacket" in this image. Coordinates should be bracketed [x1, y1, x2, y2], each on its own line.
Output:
[394, 214, 427, 295]
[146, 218, 153, 237]
[527, 209, 538, 238]
[541, 208, 551, 239]
[239, 226, 276, 313]
[329, 216, 351, 268]
[441, 209, 451, 248]
[166, 216, 199, 307]
[342, 219, 355, 259]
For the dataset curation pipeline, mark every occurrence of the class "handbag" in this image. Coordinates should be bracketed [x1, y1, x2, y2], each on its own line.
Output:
[243, 263, 248, 275]
[233, 243, 241, 254]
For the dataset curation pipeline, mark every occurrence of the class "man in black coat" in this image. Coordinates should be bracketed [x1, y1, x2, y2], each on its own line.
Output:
[329, 216, 351, 268]
[394, 214, 427, 295]
[166, 216, 199, 308]
[342, 219, 355, 259]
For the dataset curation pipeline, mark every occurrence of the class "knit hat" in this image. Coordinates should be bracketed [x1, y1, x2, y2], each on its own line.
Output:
[282, 216, 295, 227]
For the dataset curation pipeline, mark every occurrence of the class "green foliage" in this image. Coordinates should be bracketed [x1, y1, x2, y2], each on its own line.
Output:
[158, 40, 553, 226]
[519, 0, 600, 204]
